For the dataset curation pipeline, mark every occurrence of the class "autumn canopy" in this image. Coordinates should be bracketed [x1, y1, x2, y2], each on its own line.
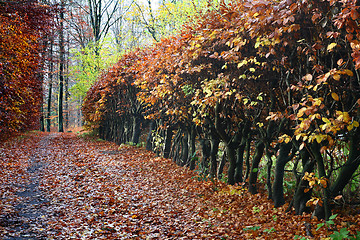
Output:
[0, 0, 53, 136]
[82, 0, 360, 220]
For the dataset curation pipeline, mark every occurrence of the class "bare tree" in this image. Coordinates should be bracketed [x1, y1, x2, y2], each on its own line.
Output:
[133, 0, 158, 42]
[69, 0, 133, 55]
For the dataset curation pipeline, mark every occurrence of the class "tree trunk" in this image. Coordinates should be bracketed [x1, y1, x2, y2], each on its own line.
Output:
[146, 120, 155, 151]
[330, 134, 360, 196]
[265, 148, 273, 200]
[163, 126, 174, 159]
[200, 138, 211, 175]
[209, 136, 220, 179]
[235, 140, 246, 183]
[58, 1, 65, 133]
[40, 105, 45, 131]
[188, 125, 197, 170]
[46, 55, 52, 132]
[217, 150, 226, 180]
[293, 151, 315, 215]
[64, 42, 69, 130]
[170, 128, 181, 159]
[311, 142, 331, 220]
[272, 142, 292, 207]
[248, 141, 265, 194]
[131, 115, 142, 144]
[226, 144, 237, 185]
[244, 138, 251, 181]
[180, 129, 189, 166]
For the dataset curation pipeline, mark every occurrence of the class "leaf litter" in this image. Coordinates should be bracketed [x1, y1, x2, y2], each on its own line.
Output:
[0, 132, 359, 239]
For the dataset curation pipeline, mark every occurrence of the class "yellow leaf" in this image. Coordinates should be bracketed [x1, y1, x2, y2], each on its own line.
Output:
[314, 98, 322, 106]
[331, 92, 339, 101]
[297, 107, 307, 117]
[327, 42, 337, 51]
[333, 74, 341, 81]
[322, 117, 330, 123]
[299, 142, 305, 150]
[343, 69, 353, 76]
[343, 112, 351, 122]
[353, 121, 359, 127]
[309, 180, 316, 187]
[306, 199, 313, 207]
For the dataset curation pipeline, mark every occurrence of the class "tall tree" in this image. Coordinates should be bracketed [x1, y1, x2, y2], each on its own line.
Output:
[58, 0, 65, 132]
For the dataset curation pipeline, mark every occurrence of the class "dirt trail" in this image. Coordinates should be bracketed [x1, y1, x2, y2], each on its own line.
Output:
[1, 132, 339, 239]
[0, 132, 233, 239]
[1, 133, 53, 239]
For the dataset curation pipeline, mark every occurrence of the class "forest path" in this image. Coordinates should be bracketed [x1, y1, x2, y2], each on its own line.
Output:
[0, 132, 306, 239]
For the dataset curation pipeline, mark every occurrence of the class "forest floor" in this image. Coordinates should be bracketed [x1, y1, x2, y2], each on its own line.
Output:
[0, 131, 359, 239]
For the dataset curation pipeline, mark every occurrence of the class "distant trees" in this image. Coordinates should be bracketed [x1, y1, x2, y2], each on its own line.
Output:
[83, 0, 360, 220]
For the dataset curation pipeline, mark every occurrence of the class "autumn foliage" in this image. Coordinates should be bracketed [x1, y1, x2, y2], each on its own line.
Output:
[83, 0, 360, 221]
[0, 1, 53, 137]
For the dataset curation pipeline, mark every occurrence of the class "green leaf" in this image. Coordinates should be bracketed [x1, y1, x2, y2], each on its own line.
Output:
[330, 228, 349, 240]
[316, 223, 325, 231]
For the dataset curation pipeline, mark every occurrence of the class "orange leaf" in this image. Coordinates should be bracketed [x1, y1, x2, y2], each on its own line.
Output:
[334, 195, 343, 200]
[331, 92, 339, 101]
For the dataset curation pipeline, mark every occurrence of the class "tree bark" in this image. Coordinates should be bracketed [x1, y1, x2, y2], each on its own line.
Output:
[235, 139, 246, 183]
[188, 125, 196, 170]
[248, 141, 265, 194]
[330, 134, 360, 196]
[265, 148, 273, 200]
[217, 150, 226, 180]
[226, 144, 237, 185]
[58, 0, 65, 132]
[131, 114, 142, 144]
[146, 120, 155, 151]
[311, 142, 331, 220]
[209, 136, 220, 179]
[180, 129, 189, 166]
[272, 142, 292, 207]
[244, 138, 251, 181]
[200, 138, 211, 175]
[163, 126, 173, 159]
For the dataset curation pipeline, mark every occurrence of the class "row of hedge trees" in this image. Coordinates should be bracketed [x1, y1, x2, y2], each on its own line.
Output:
[83, 0, 360, 220]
